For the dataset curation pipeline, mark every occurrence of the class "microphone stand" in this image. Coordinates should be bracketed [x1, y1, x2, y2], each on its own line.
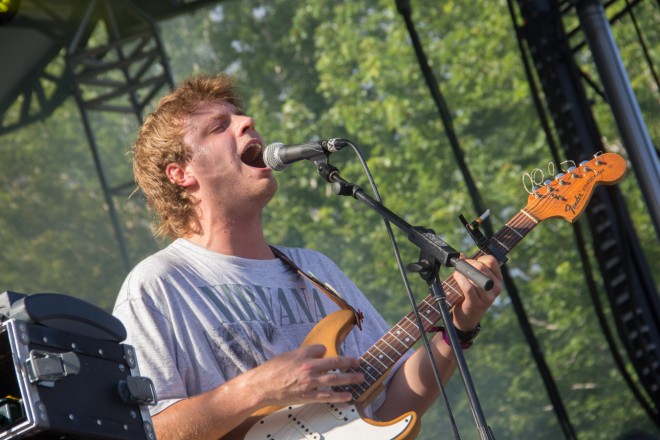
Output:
[315, 162, 496, 440]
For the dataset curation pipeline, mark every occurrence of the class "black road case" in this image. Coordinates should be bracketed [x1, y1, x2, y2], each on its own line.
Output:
[0, 292, 156, 439]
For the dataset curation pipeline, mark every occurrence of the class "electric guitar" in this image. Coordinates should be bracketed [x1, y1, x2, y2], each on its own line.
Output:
[226, 152, 627, 440]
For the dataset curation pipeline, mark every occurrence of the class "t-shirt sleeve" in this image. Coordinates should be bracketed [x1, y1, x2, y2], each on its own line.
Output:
[113, 274, 187, 416]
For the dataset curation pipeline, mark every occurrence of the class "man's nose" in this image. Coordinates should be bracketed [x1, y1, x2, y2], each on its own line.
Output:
[237, 114, 255, 135]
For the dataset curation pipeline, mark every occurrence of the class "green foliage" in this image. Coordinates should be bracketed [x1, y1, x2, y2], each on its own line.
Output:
[1, 0, 658, 438]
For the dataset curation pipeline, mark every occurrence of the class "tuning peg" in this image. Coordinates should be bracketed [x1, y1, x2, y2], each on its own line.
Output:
[580, 160, 593, 172]
[566, 165, 580, 178]
[555, 172, 570, 185]
[543, 179, 555, 194]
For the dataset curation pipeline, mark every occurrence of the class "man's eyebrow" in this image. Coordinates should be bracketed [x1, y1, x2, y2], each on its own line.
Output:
[190, 104, 240, 128]
[200, 110, 230, 126]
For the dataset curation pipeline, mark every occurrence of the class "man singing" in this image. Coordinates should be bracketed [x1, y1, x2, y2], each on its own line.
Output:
[113, 74, 502, 440]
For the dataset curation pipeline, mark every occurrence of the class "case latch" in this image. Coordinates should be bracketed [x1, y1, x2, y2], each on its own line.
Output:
[25, 350, 81, 383]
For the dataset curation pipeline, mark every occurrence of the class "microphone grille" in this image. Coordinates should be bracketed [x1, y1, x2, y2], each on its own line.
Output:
[263, 142, 287, 171]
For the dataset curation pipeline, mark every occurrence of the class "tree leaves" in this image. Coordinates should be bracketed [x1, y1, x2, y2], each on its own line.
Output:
[1, 0, 657, 438]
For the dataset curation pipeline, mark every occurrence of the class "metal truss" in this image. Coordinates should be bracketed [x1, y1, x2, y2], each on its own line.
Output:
[512, 0, 660, 429]
[64, 0, 175, 270]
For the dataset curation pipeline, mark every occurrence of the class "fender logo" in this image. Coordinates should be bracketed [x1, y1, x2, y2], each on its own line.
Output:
[565, 193, 584, 215]
[581, 169, 603, 191]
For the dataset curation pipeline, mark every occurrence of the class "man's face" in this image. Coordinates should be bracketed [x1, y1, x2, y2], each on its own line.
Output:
[180, 100, 277, 217]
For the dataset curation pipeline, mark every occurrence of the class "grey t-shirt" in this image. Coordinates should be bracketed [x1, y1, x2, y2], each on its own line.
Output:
[113, 239, 402, 416]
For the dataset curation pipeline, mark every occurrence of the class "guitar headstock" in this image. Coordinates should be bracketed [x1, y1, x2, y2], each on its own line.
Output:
[525, 152, 627, 223]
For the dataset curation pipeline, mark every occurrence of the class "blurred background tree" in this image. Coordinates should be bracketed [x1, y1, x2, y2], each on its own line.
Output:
[0, 0, 658, 438]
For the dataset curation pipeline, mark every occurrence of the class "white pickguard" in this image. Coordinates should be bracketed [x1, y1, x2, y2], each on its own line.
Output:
[245, 402, 413, 440]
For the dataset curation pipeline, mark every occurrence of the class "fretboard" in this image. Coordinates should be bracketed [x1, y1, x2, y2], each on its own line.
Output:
[338, 209, 540, 401]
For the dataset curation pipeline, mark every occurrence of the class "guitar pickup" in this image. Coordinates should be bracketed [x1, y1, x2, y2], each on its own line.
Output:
[292, 420, 320, 440]
[283, 406, 321, 440]
[323, 402, 349, 421]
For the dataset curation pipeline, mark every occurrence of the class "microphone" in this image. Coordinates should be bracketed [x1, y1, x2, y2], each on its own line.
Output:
[263, 139, 348, 171]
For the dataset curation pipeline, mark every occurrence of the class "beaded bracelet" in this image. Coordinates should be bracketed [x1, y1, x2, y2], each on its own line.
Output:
[433, 323, 481, 350]
[441, 328, 472, 350]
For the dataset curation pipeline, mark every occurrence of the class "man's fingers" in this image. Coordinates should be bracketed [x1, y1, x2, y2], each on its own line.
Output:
[454, 256, 502, 297]
[319, 354, 361, 371]
[299, 344, 327, 358]
[316, 370, 364, 387]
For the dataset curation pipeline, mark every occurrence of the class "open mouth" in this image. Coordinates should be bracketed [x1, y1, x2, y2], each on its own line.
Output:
[241, 143, 267, 168]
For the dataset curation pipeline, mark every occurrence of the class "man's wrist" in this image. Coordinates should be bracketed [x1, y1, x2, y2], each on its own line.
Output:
[441, 323, 481, 349]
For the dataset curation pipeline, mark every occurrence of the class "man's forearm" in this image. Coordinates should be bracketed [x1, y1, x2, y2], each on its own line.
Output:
[153, 372, 260, 440]
[374, 333, 458, 421]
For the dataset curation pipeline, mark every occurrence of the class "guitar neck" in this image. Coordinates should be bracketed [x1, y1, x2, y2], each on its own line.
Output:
[345, 209, 540, 401]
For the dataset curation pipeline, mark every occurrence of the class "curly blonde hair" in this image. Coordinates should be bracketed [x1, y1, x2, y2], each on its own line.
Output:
[132, 74, 243, 239]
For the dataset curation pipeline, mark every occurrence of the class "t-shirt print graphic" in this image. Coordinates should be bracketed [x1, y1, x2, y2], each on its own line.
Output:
[204, 320, 273, 379]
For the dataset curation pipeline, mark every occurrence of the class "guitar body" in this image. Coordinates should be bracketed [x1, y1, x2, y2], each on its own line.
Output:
[225, 310, 420, 440]
[244, 402, 418, 440]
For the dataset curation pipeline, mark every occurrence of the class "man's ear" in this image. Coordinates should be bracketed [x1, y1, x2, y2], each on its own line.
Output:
[166, 162, 197, 188]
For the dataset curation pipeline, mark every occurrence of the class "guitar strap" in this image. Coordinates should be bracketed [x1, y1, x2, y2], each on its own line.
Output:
[269, 246, 364, 330]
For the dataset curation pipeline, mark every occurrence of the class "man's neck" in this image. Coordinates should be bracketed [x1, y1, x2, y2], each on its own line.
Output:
[185, 214, 274, 260]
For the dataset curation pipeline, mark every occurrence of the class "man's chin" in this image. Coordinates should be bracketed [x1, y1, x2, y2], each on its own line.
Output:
[259, 178, 278, 206]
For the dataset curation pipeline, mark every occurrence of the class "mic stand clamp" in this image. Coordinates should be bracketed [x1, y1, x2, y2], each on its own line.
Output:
[316, 163, 494, 291]
[317, 162, 495, 439]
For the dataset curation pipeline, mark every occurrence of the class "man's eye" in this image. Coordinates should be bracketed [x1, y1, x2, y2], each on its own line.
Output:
[212, 122, 228, 132]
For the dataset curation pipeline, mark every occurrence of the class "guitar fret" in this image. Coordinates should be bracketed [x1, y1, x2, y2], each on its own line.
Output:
[359, 363, 379, 382]
[402, 315, 425, 336]
[382, 334, 406, 356]
[505, 223, 524, 238]
[374, 333, 401, 360]
[385, 327, 410, 346]
[443, 280, 460, 293]
[498, 228, 522, 246]
[443, 280, 464, 308]
[493, 236, 510, 251]
[427, 300, 441, 315]
[392, 324, 415, 344]
[373, 344, 396, 364]
[364, 350, 389, 370]
[520, 208, 539, 223]
[405, 309, 435, 328]
[346, 381, 368, 394]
